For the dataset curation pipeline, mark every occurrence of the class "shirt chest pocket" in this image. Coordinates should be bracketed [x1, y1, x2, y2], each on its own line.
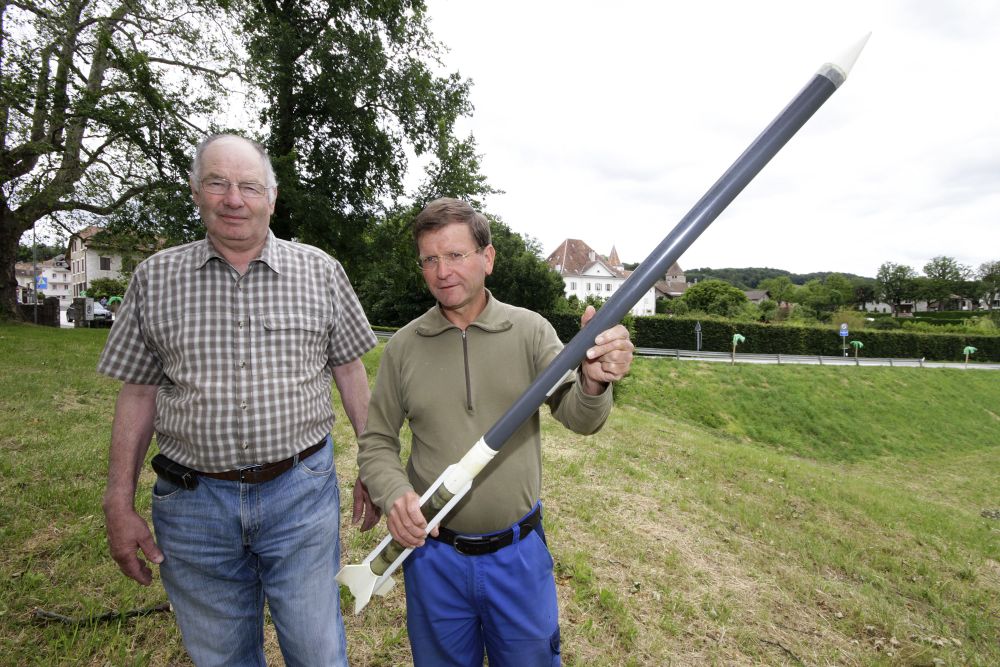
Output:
[258, 314, 328, 377]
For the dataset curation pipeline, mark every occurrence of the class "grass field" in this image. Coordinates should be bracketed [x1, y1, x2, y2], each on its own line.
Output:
[1, 322, 997, 666]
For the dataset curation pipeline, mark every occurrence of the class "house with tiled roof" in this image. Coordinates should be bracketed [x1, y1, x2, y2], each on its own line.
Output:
[66, 225, 159, 297]
[654, 262, 689, 301]
[67, 226, 124, 297]
[546, 239, 675, 316]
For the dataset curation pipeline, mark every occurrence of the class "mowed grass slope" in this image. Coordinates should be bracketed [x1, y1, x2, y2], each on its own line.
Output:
[1, 322, 997, 666]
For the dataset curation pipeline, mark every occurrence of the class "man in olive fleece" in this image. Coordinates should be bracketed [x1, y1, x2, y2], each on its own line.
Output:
[358, 197, 633, 666]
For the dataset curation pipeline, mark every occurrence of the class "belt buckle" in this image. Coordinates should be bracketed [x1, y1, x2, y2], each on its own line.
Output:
[239, 465, 265, 484]
[453, 535, 493, 556]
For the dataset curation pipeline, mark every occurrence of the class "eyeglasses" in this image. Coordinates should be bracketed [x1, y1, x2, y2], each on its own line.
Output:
[417, 248, 483, 270]
[200, 178, 271, 199]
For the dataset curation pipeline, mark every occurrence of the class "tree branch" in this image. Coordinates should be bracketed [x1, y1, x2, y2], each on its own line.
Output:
[144, 56, 243, 81]
[52, 181, 169, 215]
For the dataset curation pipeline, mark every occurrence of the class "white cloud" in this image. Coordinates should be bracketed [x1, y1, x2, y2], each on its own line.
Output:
[423, 0, 1000, 277]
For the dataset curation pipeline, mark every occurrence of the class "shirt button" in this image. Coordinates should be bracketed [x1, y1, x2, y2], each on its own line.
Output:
[238, 320, 244, 329]
[241, 441, 249, 450]
[239, 360, 246, 369]
[240, 401, 247, 411]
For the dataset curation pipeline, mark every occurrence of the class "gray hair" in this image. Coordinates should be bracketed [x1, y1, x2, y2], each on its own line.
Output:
[413, 198, 491, 249]
[189, 134, 278, 203]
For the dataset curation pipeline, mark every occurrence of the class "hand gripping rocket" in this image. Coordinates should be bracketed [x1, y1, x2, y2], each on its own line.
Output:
[337, 34, 871, 614]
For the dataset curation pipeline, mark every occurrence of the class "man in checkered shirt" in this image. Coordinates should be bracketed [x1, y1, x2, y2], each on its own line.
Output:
[98, 134, 378, 666]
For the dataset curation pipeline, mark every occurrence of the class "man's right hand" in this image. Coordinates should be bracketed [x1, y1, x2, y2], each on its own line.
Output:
[387, 491, 438, 548]
[104, 504, 164, 586]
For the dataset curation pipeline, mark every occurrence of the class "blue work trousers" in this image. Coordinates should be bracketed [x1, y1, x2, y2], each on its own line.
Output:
[403, 503, 561, 667]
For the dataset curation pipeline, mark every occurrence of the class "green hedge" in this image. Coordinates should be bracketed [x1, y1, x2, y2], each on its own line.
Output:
[912, 310, 981, 320]
[629, 316, 1000, 362]
[537, 313, 1000, 361]
[541, 312, 582, 343]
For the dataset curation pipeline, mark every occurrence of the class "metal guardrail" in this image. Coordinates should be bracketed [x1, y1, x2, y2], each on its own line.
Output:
[635, 347, 1000, 370]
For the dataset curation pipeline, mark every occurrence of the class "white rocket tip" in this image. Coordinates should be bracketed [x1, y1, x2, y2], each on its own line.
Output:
[830, 32, 871, 79]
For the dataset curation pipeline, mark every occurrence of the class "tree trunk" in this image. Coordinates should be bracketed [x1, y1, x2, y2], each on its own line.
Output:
[0, 213, 29, 320]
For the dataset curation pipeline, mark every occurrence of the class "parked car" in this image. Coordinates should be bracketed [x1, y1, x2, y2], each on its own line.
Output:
[67, 301, 114, 326]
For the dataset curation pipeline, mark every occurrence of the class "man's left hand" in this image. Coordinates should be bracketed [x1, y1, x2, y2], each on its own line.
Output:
[352, 477, 382, 531]
[580, 305, 634, 394]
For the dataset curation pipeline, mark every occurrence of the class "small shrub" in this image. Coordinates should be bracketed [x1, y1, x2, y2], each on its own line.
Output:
[868, 318, 901, 330]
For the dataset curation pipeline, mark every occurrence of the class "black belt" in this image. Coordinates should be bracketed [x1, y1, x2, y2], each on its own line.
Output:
[431, 505, 542, 556]
[198, 439, 327, 484]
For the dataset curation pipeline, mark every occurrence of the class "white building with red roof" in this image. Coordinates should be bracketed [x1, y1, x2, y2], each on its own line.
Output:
[545, 239, 687, 316]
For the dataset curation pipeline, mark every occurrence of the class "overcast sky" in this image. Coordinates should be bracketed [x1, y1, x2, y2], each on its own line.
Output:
[420, 0, 1000, 278]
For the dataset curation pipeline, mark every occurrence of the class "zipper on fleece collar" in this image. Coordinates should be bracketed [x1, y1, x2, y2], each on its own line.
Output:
[462, 330, 472, 412]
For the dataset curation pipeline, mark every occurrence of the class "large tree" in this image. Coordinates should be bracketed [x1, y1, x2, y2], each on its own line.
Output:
[979, 260, 1000, 310]
[239, 0, 471, 276]
[922, 255, 970, 311]
[354, 132, 563, 327]
[680, 279, 749, 317]
[758, 275, 795, 305]
[0, 0, 235, 318]
[875, 262, 917, 316]
[792, 278, 843, 321]
[852, 278, 877, 311]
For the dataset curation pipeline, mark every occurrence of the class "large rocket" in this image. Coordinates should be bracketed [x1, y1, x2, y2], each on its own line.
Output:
[338, 34, 871, 614]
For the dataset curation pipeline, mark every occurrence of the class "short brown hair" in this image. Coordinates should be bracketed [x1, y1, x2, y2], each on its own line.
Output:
[413, 198, 491, 249]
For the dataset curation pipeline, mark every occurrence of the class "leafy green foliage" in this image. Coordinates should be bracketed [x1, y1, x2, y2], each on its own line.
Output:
[16, 242, 65, 262]
[686, 267, 872, 288]
[680, 280, 749, 317]
[978, 260, 1000, 308]
[788, 275, 855, 321]
[686, 267, 791, 289]
[0, 0, 233, 318]
[355, 210, 566, 327]
[876, 262, 918, 315]
[757, 275, 795, 304]
[351, 129, 558, 326]
[86, 278, 128, 301]
[240, 0, 472, 277]
[353, 205, 433, 327]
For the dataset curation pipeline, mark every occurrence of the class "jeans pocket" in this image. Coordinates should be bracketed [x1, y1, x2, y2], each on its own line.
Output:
[152, 475, 186, 500]
[297, 441, 334, 477]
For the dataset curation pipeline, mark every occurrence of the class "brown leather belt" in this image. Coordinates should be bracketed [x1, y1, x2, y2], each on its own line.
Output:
[199, 439, 326, 484]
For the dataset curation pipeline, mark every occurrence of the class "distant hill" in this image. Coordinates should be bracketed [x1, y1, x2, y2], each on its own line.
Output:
[685, 267, 874, 289]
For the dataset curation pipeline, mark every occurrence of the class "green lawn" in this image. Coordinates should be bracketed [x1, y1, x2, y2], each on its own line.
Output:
[1, 322, 997, 665]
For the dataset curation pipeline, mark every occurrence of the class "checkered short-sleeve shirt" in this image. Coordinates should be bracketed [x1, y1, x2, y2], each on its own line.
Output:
[97, 232, 377, 471]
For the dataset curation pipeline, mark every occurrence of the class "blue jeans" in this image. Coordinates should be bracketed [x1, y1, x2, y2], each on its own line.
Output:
[151, 437, 347, 666]
[403, 503, 561, 667]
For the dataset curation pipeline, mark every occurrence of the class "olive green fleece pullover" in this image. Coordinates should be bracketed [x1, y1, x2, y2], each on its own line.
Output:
[358, 294, 614, 534]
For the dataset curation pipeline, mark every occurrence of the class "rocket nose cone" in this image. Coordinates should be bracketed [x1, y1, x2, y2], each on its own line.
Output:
[831, 32, 872, 79]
